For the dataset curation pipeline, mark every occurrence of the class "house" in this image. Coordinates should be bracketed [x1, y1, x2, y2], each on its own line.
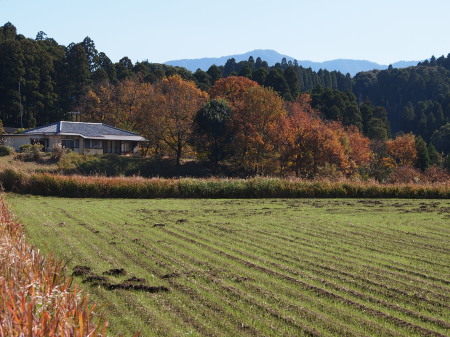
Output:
[2, 121, 146, 155]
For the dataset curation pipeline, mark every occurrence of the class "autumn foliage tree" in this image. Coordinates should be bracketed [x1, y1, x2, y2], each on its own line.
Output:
[282, 109, 346, 177]
[345, 125, 373, 172]
[151, 75, 208, 165]
[281, 95, 372, 177]
[386, 133, 418, 167]
[82, 75, 208, 163]
[208, 76, 258, 108]
[81, 76, 153, 131]
[231, 85, 286, 174]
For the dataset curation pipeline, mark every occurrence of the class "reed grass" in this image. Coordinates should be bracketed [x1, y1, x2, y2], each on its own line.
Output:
[1, 168, 449, 199]
[0, 196, 107, 336]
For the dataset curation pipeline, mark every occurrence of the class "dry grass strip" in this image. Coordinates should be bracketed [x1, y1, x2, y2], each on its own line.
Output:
[0, 196, 107, 337]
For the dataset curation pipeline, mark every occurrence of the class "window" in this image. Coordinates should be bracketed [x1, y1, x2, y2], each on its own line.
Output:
[85, 139, 102, 149]
[61, 139, 79, 150]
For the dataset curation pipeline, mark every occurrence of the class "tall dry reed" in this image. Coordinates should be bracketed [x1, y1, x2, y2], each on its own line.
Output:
[0, 196, 107, 336]
[1, 169, 449, 199]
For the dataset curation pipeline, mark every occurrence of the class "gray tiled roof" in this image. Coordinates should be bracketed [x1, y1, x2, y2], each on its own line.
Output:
[22, 121, 142, 138]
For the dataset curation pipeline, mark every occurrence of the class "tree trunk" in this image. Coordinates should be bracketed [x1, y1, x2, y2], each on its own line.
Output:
[176, 143, 182, 166]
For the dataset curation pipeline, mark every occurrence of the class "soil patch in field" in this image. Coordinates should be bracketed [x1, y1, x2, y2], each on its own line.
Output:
[103, 268, 127, 276]
[72, 265, 92, 277]
[126, 276, 147, 283]
[161, 272, 180, 279]
[105, 283, 169, 292]
[72, 266, 168, 293]
[84, 275, 109, 283]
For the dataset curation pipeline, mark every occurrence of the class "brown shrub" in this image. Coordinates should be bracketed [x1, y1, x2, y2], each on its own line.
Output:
[386, 166, 424, 184]
[423, 165, 450, 183]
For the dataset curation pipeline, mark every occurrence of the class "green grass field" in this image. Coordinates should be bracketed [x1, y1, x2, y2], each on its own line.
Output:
[5, 194, 450, 337]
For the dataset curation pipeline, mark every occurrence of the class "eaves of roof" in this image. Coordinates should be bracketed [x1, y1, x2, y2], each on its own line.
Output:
[4, 132, 147, 142]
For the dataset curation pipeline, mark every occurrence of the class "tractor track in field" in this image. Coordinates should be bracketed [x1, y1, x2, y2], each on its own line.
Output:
[110, 221, 396, 336]
[161, 227, 450, 337]
[176, 225, 450, 332]
[201, 225, 450, 314]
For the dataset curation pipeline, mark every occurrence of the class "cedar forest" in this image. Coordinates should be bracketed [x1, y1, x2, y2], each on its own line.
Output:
[1, 22, 450, 180]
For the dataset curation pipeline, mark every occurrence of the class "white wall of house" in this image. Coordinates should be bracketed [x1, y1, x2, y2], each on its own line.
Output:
[2, 135, 34, 151]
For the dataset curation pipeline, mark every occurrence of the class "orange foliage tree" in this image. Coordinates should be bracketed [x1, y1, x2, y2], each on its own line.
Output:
[208, 76, 258, 108]
[230, 86, 286, 174]
[82, 77, 153, 131]
[386, 133, 418, 167]
[151, 75, 209, 165]
[282, 111, 346, 177]
[81, 77, 163, 155]
[345, 125, 373, 171]
[281, 98, 372, 177]
[328, 122, 372, 174]
[81, 82, 115, 123]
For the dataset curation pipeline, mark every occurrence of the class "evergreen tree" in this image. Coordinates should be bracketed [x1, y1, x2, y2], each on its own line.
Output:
[193, 99, 233, 168]
[401, 102, 415, 132]
[193, 69, 211, 91]
[431, 122, 450, 154]
[284, 66, 300, 99]
[252, 68, 268, 86]
[223, 58, 237, 76]
[415, 136, 430, 171]
[248, 56, 255, 69]
[81, 36, 99, 72]
[0, 22, 17, 41]
[93, 52, 117, 83]
[343, 104, 362, 129]
[265, 68, 292, 100]
[254, 57, 268, 69]
[427, 142, 442, 166]
[238, 63, 253, 79]
[0, 39, 25, 125]
[360, 101, 374, 135]
[444, 154, 450, 171]
[60, 43, 91, 112]
[366, 118, 389, 140]
[207, 65, 222, 85]
[115, 56, 134, 80]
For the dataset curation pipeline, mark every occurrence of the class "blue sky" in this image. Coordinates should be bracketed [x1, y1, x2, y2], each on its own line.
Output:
[1, 0, 450, 65]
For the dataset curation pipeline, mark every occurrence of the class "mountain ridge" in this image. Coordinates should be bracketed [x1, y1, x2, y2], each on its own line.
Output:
[165, 49, 419, 76]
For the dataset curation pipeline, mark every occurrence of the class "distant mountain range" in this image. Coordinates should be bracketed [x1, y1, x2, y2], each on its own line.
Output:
[165, 49, 419, 76]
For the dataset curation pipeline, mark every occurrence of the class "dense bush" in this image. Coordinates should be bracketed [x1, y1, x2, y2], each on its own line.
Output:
[17, 144, 44, 161]
[386, 166, 423, 184]
[50, 143, 70, 162]
[0, 145, 14, 156]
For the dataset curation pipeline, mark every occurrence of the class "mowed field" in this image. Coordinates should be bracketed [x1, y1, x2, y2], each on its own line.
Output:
[5, 194, 450, 337]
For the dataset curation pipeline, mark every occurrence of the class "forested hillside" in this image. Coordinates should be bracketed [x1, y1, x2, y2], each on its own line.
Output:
[1, 21, 450, 178]
[0, 22, 352, 128]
